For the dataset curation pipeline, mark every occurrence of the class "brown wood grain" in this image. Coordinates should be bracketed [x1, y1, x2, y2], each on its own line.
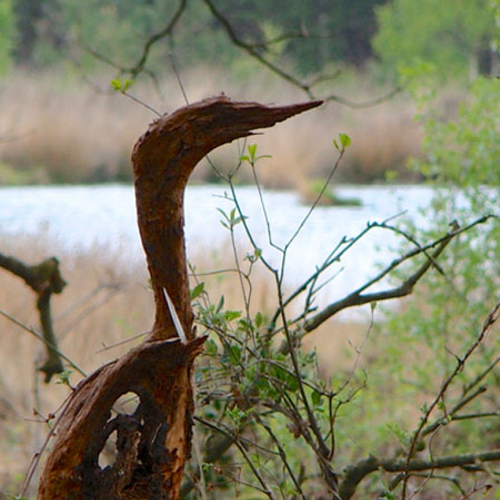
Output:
[38, 95, 322, 499]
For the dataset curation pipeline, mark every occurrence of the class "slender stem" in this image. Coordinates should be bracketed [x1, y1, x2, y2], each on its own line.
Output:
[0, 308, 86, 377]
[401, 300, 500, 499]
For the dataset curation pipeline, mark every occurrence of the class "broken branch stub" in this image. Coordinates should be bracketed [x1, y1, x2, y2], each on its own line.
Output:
[0, 252, 66, 382]
[38, 95, 321, 499]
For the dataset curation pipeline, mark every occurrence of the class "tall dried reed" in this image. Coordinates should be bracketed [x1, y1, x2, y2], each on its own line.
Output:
[0, 68, 422, 187]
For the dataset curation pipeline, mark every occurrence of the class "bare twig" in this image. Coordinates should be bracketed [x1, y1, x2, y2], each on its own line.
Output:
[195, 416, 277, 499]
[201, 0, 399, 107]
[0, 251, 67, 381]
[0, 308, 86, 377]
[401, 299, 500, 498]
[303, 215, 493, 333]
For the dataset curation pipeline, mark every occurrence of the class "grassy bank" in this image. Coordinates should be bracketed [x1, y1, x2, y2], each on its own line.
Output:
[0, 68, 423, 187]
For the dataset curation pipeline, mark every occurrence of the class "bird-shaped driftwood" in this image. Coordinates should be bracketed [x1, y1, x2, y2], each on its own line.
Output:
[38, 95, 322, 499]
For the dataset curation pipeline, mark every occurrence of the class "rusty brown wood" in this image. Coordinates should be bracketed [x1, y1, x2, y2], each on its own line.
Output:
[38, 95, 322, 499]
[0, 253, 66, 381]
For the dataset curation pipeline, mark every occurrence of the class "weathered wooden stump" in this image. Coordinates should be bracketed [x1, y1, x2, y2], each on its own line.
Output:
[38, 95, 322, 499]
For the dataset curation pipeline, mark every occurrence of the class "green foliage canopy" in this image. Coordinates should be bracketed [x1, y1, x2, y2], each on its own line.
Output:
[8, 0, 389, 74]
[0, 0, 15, 73]
[373, 0, 497, 80]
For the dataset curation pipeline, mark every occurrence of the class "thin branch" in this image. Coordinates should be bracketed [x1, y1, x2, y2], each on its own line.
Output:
[201, 0, 400, 107]
[126, 0, 187, 78]
[462, 355, 500, 396]
[401, 299, 500, 498]
[254, 415, 308, 500]
[121, 90, 162, 116]
[303, 215, 493, 333]
[58, 283, 123, 339]
[323, 85, 402, 108]
[20, 393, 74, 497]
[269, 212, 408, 332]
[195, 416, 277, 499]
[422, 385, 488, 437]
[339, 448, 500, 500]
[285, 144, 346, 251]
[0, 308, 86, 377]
[202, 0, 313, 97]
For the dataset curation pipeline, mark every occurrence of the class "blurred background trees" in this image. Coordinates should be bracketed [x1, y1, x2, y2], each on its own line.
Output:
[2, 1, 500, 499]
[2, 0, 497, 79]
[1, 0, 498, 185]
[6, 0, 388, 73]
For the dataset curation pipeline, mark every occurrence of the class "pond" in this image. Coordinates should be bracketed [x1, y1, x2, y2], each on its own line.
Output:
[0, 184, 434, 317]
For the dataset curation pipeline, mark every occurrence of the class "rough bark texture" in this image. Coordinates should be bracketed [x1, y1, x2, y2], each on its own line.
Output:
[0, 253, 66, 381]
[38, 95, 322, 499]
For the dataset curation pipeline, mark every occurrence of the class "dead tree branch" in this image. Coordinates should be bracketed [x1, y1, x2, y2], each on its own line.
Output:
[339, 448, 500, 500]
[303, 215, 493, 333]
[0, 251, 66, 382]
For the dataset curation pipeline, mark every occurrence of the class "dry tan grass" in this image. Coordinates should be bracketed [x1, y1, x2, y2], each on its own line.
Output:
[0, 228, 368, 496]
[0, 234, 153, 496]
[0, 68, 422, 186]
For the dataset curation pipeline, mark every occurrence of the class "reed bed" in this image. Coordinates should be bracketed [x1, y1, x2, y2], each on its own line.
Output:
[0, 68, 422, 187]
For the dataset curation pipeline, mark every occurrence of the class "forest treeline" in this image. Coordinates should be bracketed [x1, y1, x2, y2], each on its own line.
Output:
[0, 0, 497, 80]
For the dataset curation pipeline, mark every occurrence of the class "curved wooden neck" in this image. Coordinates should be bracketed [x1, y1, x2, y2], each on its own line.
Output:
[131, 95, 322, 340]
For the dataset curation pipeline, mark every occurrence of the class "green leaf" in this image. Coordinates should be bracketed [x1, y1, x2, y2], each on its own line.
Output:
[190, 282, 205, 300]
[56, 370, 73, 387]
[339, 132, 352, 148]
[226, 406, 250, 425]
[380, 492, 396, 500]
[231, 215, 246, 227]
[228, 345, 242, 365]
[216, 295, 225, 312]
[205, 339, 218, 356]
[333, 139, 339, 151]
[110, 77, 134, 92]
[255, 311, 263, 328]
[273, 365, 299, 392]
[238, 318, 252, 331]
[122, 78, 134, 91]
[248, 144, 257, 161]
[224, 310, 242, 322]
[111, 78, 122, 91]
[311, 389, 322, 406]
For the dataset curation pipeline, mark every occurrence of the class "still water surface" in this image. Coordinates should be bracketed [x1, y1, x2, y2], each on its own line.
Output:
[0, 184, 433, 316]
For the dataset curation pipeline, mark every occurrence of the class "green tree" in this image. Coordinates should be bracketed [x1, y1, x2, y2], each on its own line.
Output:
[0, 0, 15, 73]
[373, 0, 497, 80]
[214, 0, 389, 73]
[11, 0, 390, 74]
[364, 75, 500, 497]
